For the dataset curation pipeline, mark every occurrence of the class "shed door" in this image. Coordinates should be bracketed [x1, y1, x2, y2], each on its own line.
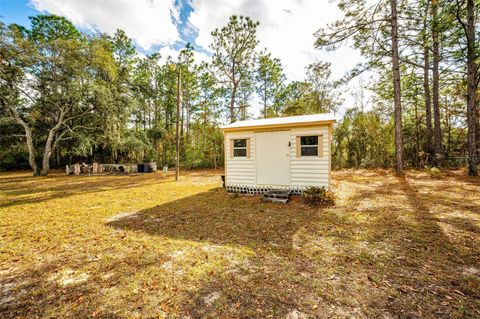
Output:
[255, 131, 290, 186]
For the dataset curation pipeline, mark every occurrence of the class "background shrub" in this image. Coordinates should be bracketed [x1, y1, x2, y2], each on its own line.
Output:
[426, 166, 443, 179]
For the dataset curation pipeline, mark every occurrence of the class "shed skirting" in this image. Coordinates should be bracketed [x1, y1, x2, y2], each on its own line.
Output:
[226, 184, 306, 195]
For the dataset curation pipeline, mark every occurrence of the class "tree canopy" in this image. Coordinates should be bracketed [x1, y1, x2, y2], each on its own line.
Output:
[0, 4, 479, 175]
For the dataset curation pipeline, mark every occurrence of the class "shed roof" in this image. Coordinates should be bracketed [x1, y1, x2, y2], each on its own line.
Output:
[220, 113, 336, 132]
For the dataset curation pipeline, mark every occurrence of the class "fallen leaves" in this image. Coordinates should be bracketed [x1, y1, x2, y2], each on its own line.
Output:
[0, 169, 479, 318]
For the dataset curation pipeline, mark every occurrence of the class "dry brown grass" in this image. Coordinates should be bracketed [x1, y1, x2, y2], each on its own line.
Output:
[0, 169, 479, 318]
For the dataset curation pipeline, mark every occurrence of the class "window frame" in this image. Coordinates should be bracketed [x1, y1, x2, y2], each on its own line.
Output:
[231, 138, 250, 158]
[296, 135, 323, 158]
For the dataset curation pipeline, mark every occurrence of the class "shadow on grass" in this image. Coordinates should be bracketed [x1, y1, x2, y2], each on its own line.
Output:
[340, 174, 480, 318]
[106, 189, 344, 318]
[107, 187, 317, 255]
[106, 180, 480, 318]
[2, 171, 479, 318]
[0, 173, 171, 208]
[0, 251, 162, 319]
[2, 188, 323, 318]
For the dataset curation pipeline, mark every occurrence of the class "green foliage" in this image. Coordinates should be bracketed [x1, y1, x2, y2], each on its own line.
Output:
[255, 51, 285, 117]
[0, 144, 29, 171]
[210, 15, 259, 123]
[301, 186, 335, 207]
[279, 62, 340, 117]
[2, 6, 478, 175]
[333, 107, 394, 168]
[29, 14, 81, 41]
[426, 166, 443, 179]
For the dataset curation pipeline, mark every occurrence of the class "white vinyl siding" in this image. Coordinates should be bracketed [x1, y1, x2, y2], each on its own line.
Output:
[225, 132, 256, 185]
[290, 126, 330, 188]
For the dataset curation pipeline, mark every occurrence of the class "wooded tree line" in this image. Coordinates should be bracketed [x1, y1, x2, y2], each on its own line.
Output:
[0, 15, 338, 175]
[0, 0, 479, 176]
[317, 0, 479, 175]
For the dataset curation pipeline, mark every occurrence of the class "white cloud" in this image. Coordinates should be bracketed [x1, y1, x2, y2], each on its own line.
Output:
[31, 0, 180, 50]
[29, 0, 368, 114]
[188, 0, 363, 82]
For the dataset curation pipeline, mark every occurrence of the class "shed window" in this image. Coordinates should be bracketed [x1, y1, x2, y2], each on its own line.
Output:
[233, 139, 247, 157]
[300, 136, 318, 156]
[296, 135, 323, 158]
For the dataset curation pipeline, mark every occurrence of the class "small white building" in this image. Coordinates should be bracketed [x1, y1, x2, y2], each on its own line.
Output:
[220, 114, 336, 194]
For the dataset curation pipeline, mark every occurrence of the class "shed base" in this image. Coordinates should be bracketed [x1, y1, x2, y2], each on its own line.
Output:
[226, 184, 304, 195]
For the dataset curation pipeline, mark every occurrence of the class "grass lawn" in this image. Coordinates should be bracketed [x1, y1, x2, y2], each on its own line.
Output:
[0, 169, 479, 318]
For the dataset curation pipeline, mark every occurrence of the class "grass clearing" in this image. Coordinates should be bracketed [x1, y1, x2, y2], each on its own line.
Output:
[0, 169, 479, 318]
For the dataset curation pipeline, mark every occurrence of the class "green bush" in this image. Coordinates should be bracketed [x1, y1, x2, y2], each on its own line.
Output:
[0, 145, 29, 171]
[301, 186, 335, 207]
[426, 166, 443, 179]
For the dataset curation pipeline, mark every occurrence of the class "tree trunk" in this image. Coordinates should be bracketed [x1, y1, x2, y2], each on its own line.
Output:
[175, 67, 181, 181]
[422, 8, 433, 163]
[180, 95, 184, 137]
[40, 147, 52, 176]
[186, 92, 190, 136]
[432, 0, 442, 166]
[414, 95, 420, 167]
[40, 129, 57, 175]
[390, 0, 403, 173]
[54, 132, 61, 168]
[229, 85, 237, 123]
[466, 0, 478, 175]
[40, 110, 66, 176]
[25, 126, 39, 176]
[445, 98, 451, 161]
[5, 102, 39, 175]
[213, 144, 218, 169]
[263, 79, 267, 118]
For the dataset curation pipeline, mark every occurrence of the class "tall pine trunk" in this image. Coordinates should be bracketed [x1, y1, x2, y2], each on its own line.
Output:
[186, 93, 190, 136]
[263, 79, 268, 118]
[414, 95, 421, 167]
[432, 0, 442, 166]
[466, 0, 478, 175]
[423, 8, 433, 163]
[390, 0, 403, 173]
[175, 68, 181, 181]
[229, 86, 237, 123]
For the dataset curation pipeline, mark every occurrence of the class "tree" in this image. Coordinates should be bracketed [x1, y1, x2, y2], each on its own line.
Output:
[0, 16, 118, 175]
[0, 22, 39, 174]
[314, 0, 404, 172]
[179, 43, 198, 137]
[255, 51, 285, 117]
[106, 29, 137, 162]
[3, 9, 478, 175]
[431, 0, 443, 165]
[210, 15, 259, 123]
[390, 0, 404, 173]
[333, 106, 394, 168]
[421, 2, 434, 163]
[305, 61, 341, 113]
[455, 0, 478, 175]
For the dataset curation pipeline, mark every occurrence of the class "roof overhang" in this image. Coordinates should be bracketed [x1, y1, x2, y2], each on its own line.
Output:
[220, 119, 336, 133]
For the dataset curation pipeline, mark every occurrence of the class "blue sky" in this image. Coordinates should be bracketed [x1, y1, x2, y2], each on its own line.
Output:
[1, 0, 38, 27]
[0, 0, 200, 56]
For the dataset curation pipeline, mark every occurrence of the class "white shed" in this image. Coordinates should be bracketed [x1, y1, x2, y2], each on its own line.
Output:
[220, 113, 336, 194]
